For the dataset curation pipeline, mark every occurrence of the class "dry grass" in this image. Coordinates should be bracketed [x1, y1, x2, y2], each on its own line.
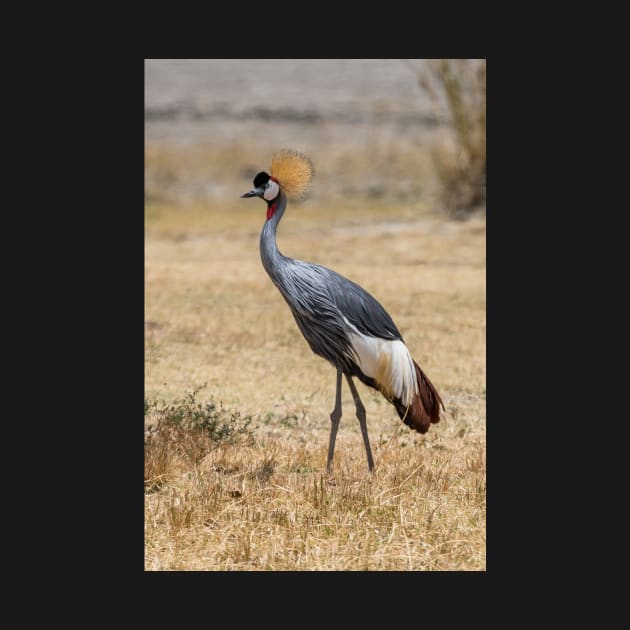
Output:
[145, 436, 484, 570]
[145, 178, 485, 571]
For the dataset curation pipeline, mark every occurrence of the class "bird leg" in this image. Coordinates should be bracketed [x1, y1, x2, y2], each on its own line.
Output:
[326, 368, 343, 473]
[345, 375, 375, 472]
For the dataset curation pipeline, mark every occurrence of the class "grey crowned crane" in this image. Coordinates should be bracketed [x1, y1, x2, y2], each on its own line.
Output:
[241, 150, 444, 472]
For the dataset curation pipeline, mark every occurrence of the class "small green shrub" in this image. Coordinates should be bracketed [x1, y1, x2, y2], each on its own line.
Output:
[144, 384, 254, 492]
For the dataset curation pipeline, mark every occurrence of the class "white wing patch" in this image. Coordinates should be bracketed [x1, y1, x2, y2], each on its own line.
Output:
[343, 317, 418, 406]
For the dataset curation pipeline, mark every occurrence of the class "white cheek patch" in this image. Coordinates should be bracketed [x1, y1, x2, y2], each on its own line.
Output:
[263, 179, 280, 201]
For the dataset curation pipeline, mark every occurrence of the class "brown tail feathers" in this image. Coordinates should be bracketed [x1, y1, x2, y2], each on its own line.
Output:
[393, 360, 445, 434]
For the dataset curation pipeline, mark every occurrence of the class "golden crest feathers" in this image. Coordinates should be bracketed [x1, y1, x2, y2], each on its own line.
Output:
[270, 150, 314, 200]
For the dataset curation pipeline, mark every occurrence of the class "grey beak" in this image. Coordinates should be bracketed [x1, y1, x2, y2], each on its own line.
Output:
[241, 187, 264, 198]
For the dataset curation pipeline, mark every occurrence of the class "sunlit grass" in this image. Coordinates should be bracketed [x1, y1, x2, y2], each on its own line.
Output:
[145, 187, 485, 571]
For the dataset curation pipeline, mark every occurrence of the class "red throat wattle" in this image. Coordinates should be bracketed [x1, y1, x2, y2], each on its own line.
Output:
[266, 203, 276, 220]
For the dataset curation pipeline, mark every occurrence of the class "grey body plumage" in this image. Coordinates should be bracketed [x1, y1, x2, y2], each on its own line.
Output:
[261, 191, 399, 377]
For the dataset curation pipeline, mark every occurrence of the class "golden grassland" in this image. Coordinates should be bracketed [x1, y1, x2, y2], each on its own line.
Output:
[145, 186, 485, 570]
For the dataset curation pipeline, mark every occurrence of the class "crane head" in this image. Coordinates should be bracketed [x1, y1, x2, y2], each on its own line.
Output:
[241, 171, 279, 201]
[241, 150, 314, 202]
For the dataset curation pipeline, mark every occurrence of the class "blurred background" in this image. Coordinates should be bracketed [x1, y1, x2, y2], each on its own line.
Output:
[145, 59, 485, 216]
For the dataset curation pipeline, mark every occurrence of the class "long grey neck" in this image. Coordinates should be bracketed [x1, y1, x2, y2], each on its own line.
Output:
[260, 190, 289, 285]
